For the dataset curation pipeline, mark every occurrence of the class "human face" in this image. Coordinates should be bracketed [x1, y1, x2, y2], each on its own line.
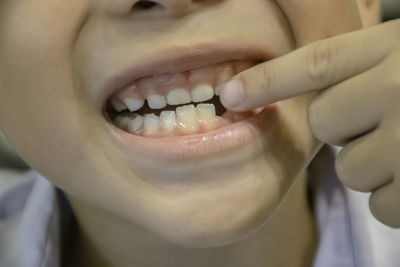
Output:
[0, 0, 364, 247]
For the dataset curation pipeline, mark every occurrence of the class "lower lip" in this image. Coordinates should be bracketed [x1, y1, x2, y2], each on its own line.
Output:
[106, 105, 277, 162]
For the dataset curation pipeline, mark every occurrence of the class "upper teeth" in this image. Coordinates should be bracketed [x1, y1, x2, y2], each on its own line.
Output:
[166, 88, 192, 106]
[111, 85, 216, 112]
[107, 61, 246, 112]
[147, 94, 167, 109]
[111, 98, 128, 112]
[123, 98, 145, 112]
[191, 84, 214, 103]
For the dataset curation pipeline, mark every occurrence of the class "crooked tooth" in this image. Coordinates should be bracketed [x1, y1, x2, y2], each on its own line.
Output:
[111, 98, 127, 112]
[160, 111, 177, 132]
[147, 94, 167, 109]
[176, 104, 198, 129]
[191, 84, 214, 103]
[167, 88, 191, 106]
[196, 104, 216, 123]
[144, 114, 160, 136]
[123, 98, 145, 112]
[127, 114, 144, 134]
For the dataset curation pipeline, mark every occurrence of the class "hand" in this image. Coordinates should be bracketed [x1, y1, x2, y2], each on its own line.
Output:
[220, 19, 400, 228]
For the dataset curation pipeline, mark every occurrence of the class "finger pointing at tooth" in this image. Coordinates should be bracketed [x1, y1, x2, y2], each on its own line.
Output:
[219, 20, 397, 112]
[220, 19, 400, 228]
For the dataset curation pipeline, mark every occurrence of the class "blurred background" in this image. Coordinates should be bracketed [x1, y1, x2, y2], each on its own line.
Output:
[1, 0, 400, 170]
[383, 0, 400, 20]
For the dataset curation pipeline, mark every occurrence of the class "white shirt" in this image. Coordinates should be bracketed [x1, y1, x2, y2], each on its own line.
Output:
[1, 145, 400, 267]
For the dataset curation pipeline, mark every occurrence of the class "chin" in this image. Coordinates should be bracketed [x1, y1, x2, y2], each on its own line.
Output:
[130, 161, 286, 248]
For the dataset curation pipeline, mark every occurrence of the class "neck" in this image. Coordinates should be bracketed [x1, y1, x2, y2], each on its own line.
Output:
[65, 172, 316, 267]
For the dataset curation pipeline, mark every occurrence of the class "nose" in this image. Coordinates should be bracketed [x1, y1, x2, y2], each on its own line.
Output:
[133, 0, 193, 17]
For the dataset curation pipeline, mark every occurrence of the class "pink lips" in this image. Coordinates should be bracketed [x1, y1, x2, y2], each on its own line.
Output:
[105, 104, 276, 162]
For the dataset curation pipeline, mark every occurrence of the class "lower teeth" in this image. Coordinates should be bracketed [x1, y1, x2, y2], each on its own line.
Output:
[112, 103, 252, 137]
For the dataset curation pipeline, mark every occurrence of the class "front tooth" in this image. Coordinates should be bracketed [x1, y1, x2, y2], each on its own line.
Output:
[123, 98, 145, 112]
[160, 111, 177, 131]
[191, 84, 214, 103]
[167, 88, 191, 105]
[144, 114, 160, 136]
[176, 104, 198, 129]
[127, 115, 144, 134]
[196, 104, 216, 123]
[147, 94, 167, 109]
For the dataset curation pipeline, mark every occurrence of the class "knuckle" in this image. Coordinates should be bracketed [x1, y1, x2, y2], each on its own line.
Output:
[305, 40, 336, 85]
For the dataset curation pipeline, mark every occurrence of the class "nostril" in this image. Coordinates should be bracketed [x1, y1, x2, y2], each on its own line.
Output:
[133, 0, 158, 10]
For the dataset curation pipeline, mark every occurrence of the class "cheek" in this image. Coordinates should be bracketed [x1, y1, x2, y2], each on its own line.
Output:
[0, 1, 94, 176]
[277, 0, 363, 46]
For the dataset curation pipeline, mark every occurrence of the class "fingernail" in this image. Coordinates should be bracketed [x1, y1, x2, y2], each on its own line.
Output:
[220, 79, 245, 109]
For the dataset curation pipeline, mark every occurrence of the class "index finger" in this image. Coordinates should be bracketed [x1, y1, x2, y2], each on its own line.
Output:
[219, 19, 400, 112]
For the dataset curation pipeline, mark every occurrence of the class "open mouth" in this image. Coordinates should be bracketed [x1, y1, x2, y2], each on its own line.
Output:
[105, 60, 264, 138]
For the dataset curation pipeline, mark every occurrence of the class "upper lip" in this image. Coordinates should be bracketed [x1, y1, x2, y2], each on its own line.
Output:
[101, 39, 274, 108]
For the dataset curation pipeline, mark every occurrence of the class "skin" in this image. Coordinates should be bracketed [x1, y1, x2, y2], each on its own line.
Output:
[0, 0, 381, 267]
[221, 1, 400, 227]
